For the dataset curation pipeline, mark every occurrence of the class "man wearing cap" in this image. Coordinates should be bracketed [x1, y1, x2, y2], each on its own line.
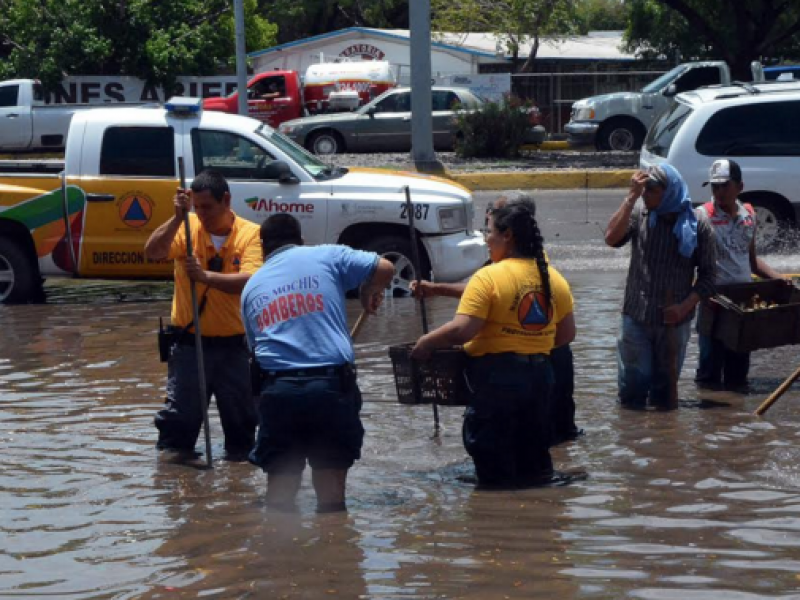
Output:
[605, 165, 716, 408]
[695, 159, 787, 390]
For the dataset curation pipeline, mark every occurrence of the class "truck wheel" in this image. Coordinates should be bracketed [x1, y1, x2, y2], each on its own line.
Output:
[361, 236, 431, 298]
[0, 238, 41, 304]
[746, 196, 793, 253]
[597, 118, 645, 152]
[308, 131, 344, 155]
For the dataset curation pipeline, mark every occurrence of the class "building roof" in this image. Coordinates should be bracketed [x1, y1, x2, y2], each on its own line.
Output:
[249, 27, 635, 62]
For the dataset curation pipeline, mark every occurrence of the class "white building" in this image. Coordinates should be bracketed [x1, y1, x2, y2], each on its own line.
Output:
[249, 27, 635, 82]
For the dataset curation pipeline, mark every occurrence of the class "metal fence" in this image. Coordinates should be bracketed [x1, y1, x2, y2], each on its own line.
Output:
[512, 70, 668, 134]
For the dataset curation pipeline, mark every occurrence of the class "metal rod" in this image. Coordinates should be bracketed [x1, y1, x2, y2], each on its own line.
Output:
[403, 185, 439, 432]
[665, 289, 679, 410]
[179, 157, 213, 467]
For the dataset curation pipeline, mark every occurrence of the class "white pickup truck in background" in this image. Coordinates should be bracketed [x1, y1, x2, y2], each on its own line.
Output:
[0, 79, 141, 153]
[565, 61, 764, 151]
[0, 98, 487, 303]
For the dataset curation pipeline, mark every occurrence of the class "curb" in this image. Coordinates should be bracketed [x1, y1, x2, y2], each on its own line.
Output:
[446, 169, 635, 191]
[521, 141, 572, 151]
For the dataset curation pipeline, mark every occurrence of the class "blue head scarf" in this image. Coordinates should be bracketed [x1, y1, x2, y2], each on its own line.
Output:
[647, 164, 697, 258]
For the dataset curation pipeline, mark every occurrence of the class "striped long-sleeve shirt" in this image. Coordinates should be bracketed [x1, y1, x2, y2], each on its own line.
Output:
[615, 206, 716, 326]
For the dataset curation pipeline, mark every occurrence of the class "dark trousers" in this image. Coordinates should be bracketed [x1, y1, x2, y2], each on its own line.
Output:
[550, 344, 579, 444]
[696, 333, 751, 387]
[155, 340, 257, 453]
[249, 367, 364, 474]
[463, 353, 554, 488]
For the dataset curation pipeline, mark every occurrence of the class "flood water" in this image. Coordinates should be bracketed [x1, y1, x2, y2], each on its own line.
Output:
[4, 237, 800, 598]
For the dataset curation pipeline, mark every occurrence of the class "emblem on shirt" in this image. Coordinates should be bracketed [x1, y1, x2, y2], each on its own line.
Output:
[517, 290, 553, 331]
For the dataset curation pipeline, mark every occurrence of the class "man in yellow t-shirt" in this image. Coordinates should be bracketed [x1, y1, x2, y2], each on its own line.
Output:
[144, 170, 262, 461]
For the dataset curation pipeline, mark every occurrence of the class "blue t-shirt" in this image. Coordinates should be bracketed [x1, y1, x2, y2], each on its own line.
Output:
[241, 245, 379, 370]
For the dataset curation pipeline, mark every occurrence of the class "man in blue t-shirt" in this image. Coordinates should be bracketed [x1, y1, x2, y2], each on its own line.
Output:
[242, 213, 394, 512]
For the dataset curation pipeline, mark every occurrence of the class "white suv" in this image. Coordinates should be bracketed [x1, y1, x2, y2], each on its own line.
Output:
[640, 81, 800, 250]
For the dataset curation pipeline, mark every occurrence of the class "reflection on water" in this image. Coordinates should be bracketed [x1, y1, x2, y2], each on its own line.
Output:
[4, 266, 800, 598]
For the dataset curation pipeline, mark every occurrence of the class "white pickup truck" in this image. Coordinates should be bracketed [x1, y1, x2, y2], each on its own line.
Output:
[565, 61, 746, 151]
[0, 79, 90, 152]
[0, 98, 486, 303]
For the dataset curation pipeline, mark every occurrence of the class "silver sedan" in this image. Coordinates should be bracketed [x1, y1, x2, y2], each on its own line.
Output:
[278, 86, 545, 154]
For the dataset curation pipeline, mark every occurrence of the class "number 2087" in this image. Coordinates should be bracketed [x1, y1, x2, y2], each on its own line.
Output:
[400, 203, 430, 221]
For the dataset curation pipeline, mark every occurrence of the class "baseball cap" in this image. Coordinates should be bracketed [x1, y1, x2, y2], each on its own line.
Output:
[703, 159, 742, 186]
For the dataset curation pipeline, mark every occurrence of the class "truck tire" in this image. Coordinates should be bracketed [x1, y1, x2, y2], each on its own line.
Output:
[361, 235, 431, 298]
[743, 194, 793, 253]
[0, 238, 41, 304]
[307, 130, 344, 155]
[596, 118, 645, 152]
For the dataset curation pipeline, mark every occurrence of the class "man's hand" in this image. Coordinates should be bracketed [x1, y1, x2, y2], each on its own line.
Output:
[362, 289, 384, 315]
[184, 256, 208, 284]
[628, 171, 648, 204]
[663, 302, 691, 325]
[174, 188, 191, 221]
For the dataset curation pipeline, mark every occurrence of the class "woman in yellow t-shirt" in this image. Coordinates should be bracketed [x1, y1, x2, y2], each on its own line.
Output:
[411, 197, 577, 489]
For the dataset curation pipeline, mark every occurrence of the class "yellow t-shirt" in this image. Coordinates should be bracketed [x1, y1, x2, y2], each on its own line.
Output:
[457, 258, 574, 357]
[169, 212, 262, 337]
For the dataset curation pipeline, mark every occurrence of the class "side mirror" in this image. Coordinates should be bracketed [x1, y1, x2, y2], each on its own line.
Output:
[367, 106, 376, 117]
[663, 83, 678, 97]
[260, 160, 300, 184]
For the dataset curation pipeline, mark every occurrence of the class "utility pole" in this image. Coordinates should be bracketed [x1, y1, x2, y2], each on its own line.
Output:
[234, 0, 248, 115]
[409, 0, 444, 173]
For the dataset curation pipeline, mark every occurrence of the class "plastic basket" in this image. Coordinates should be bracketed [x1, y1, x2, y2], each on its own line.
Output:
[388, 343, 468, 406]
[700, 280, 800, 353]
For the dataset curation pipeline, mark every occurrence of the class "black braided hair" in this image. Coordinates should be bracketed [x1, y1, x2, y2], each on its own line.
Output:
[490, 195, 551, 305]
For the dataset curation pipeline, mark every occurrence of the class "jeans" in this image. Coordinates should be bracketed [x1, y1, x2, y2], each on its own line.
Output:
[617, 315, 692, 407]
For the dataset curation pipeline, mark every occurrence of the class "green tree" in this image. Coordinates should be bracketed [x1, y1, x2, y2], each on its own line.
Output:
[625, 0, 800, 78]
[261, 0, 408, 44]
[574, 0, 626, 34]
[0, 0, 277, 90]
[431, 0, 577, 72]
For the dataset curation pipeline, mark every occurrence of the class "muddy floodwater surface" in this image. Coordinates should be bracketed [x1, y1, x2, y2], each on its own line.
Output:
[4, 233, 800, 599]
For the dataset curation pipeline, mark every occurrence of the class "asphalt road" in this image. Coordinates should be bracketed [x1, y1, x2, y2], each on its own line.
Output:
[471, 188, 800, 275]
[472, 188, 625, 245]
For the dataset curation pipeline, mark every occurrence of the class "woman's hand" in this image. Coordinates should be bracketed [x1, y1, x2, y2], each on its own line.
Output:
[411, 335, 434, 360]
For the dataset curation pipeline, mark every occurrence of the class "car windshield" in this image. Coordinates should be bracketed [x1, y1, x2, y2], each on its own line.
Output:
[642, 65, 688, 93]
[644, 101, 693, 158]
[256, 125, 343, 179]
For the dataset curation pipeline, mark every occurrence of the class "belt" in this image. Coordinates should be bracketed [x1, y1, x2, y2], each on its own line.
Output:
[262, 363, 353, 380]
[178, 334, 246, 348]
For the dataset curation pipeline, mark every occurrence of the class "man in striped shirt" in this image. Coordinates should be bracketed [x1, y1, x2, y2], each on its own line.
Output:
[605, 165, 716, 409]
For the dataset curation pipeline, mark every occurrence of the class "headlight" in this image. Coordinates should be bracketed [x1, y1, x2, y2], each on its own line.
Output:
[438, 206, 467, 232]
[279, 124, 295, 134]
[573, 106, 596, 121]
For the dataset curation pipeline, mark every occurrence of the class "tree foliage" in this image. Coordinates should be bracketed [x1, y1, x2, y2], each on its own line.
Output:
[574, 0, 626, 34]
[260, 0, 408, 44]
[625, 0, 800, 79]
[0, 0, 277, 90]
[431, 0, 577, 72]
